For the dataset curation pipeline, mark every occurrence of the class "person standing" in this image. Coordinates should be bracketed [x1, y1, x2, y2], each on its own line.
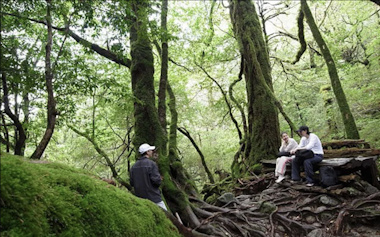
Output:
[290, 126, 324, 187]
[275, 132, 298, 183]
[130, 143, 167, 210]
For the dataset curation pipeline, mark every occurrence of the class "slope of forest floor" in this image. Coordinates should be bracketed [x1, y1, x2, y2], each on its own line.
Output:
[0, 153, 180, 237]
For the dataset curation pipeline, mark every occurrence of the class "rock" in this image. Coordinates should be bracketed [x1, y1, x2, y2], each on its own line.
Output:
[359, 180, 379, 194]
[307, 229, 325, 237]
[301, 206, 312, 211]
[241, 198, 251, 205]
[277, 225, 285, 232]
[312, 222, 322, 228]
[320, 212, 333, 222]
[348, 231, 361, 237]
[216, 192, 236, 206]
[259, 201, 276, 214]
[302, 197, 313, 205]
[315, 206, 327, 213]
[236, 195, 252, 202]
[261, 188, 278, 195]
[347, 187, 362, 196]
[305, 215, 316, 224]
[320, 195, 339, 206]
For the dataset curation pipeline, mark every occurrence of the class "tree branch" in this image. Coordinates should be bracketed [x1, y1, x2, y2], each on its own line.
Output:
[292, 7, 307, 64]
[68, 125, 132, 191]
[1, 12, 132, 68]
[178, 127, 214, 184]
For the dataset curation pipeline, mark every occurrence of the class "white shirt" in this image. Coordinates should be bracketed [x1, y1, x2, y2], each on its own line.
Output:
[279, 138, 298, 152]
[297, 133, 324, 155]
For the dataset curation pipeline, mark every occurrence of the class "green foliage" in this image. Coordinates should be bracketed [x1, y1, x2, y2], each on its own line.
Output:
[0, 153, 180, 237]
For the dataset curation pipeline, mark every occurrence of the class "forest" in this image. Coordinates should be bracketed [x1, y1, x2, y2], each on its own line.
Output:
[1, 0, 380, 236]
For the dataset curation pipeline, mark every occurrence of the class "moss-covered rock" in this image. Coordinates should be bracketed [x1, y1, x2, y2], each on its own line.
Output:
[0, 153, 180, 237]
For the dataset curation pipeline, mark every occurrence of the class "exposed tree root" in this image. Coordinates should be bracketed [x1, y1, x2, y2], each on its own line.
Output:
[183, 173, 380, 237]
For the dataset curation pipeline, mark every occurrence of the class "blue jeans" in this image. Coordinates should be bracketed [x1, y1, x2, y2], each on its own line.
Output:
[291, 154, 323, 183]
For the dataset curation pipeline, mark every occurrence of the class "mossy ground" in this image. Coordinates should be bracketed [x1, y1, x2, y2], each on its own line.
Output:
[0, 153, 180, 237]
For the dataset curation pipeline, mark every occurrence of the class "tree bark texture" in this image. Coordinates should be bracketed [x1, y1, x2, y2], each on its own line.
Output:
[301, 0, 360, 139]
[228, 0, 280, 170]
[167, 82, 178, 162]
[31, 0, 57, 159]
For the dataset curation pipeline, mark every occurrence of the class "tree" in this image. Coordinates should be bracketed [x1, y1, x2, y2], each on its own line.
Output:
[157, 0, 169, 137]
[300, 0, 360, 139]
[30, 0, 58, 159]
[228, 0, 280, 175]
[1, 73, 26, 155]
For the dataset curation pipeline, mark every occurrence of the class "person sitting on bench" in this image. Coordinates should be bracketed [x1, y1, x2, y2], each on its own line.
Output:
[275, 132, 298, 183]
[290, 126, 324, 187]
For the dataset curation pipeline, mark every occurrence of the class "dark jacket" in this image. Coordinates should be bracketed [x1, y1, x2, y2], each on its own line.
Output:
[130, 156, 162, 203]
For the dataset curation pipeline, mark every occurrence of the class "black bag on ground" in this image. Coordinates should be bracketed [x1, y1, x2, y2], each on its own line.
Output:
[277, 151, 291, 157]
[319, 166, 338, 188]
[295, 149, 314, 159]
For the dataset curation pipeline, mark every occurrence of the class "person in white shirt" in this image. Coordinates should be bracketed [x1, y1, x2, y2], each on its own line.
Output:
[275, 132, 298, 183]
[290, 126, 324, 187]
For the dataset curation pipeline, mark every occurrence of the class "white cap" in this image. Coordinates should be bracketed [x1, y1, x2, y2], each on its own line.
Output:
[138, 143, 156, 154]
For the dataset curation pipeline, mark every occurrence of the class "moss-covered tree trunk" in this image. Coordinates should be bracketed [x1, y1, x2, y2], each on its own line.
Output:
[129, 1, 199, 224]
[301, 0, 360, 139]
[129, 1, 166, 153]
[228, 0, 280, 174]
[157, 0, 168, 138]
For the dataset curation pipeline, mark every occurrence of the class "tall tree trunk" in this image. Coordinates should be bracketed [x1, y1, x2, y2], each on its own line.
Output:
[158, 0, 168, 137]
[228, 0, 280, 173]
[129, 1, 198, 220]
[301, 0, 360, 139]
[31, 0, 57, 159]
[129, 1, 166, 153]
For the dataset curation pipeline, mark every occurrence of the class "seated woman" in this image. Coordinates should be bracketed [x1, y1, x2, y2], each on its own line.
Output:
[275, 132, 298, 183]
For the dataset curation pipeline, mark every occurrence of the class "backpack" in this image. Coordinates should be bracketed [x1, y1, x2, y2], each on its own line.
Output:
[277, 151, 291, 157]
[295, 149, 314, 159]
[319, 166, 338, 188]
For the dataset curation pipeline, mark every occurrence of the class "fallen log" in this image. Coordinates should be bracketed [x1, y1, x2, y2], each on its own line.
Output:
[323, 148, 380, 158]
[322, 139, 371, 149]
